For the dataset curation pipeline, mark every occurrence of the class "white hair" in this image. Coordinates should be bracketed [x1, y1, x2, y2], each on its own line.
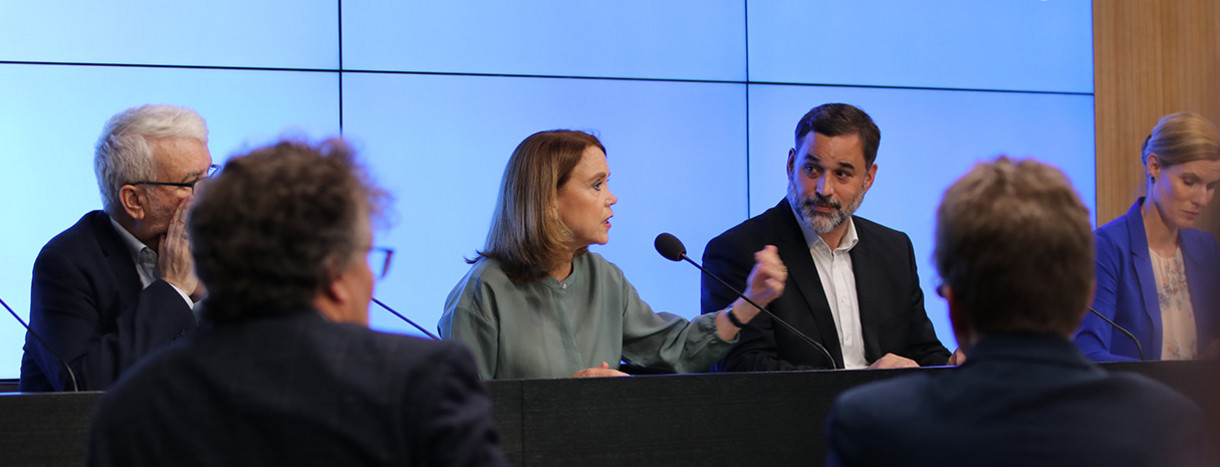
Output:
[94, 104, 208, 217]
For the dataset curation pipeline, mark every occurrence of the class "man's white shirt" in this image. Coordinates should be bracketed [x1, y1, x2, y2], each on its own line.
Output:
[792, 208, 868, 369]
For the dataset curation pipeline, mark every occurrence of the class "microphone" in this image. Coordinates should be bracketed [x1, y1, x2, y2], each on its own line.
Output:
[372, 298, 439, 340]
[1, 296, 78, 391]
[654, 233, 838, 370]
[1088, 306, 1145, 361]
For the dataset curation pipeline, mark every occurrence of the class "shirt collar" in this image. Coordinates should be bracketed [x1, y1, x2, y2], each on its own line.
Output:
[108, 213, 152, 257]
[790, 202, 860, 253]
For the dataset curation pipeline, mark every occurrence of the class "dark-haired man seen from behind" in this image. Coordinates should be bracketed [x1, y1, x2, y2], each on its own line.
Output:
[21, 104, 210, 391]
[88, 140, 507, 466]
[826, 157, 1202, 467]
[702, 103, 949, 370]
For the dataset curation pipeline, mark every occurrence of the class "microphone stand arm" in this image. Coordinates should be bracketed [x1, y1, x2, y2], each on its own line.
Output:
[681, 254, 839, 370]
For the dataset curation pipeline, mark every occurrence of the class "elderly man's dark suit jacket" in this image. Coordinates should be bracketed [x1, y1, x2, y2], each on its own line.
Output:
[702, 199, 948, 370]
[825, 334, 1202, 467]
[87, 310, 508, 466]
[20, 210, 195, 391]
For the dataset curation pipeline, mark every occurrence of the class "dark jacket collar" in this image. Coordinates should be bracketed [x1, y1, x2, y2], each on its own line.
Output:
[966, 333, 1097, 370]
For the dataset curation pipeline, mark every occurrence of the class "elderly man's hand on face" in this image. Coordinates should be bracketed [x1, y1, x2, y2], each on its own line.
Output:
[159, 196, 202, 300]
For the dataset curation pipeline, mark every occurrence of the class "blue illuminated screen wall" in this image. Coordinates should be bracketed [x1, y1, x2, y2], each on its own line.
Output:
[0, 1, 1093, 379]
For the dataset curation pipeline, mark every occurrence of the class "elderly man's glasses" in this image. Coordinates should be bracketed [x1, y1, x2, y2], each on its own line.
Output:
[369, 246, 394, 280]
[130, 164, 220, 190]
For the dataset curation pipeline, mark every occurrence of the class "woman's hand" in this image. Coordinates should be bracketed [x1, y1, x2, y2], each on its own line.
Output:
[742, 245, 787, 310]
[716, 246, 788, 341]
[571, 362, 629, 378]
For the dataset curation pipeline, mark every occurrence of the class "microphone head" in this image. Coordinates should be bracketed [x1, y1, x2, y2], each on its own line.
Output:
[654, 233, 686, 262]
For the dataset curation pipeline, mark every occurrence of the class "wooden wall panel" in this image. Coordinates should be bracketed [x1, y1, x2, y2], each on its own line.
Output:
[1094, 0, 1220, 239]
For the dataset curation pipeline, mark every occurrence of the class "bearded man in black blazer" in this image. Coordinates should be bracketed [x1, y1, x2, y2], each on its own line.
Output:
[702, 103, 950, 371]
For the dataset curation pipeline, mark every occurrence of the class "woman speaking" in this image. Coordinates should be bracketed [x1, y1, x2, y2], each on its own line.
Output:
[440, 130, 786, 379]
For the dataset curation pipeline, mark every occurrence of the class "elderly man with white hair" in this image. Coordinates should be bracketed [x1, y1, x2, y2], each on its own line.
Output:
[20, 104, 212, 391]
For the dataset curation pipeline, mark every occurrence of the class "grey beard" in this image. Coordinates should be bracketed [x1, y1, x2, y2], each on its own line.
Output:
[788, 182, 863, 235]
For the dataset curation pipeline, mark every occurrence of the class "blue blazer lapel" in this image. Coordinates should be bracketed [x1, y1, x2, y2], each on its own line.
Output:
[1125, 203, 1162, 358]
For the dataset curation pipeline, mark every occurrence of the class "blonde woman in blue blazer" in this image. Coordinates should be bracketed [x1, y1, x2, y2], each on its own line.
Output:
[1076, 112, 1220, 361]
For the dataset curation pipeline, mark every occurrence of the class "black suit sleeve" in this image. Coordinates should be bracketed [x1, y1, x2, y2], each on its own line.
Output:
[27, 246, 195, 391]
[408, 341, 508, 467]
[722, 306, 821, 372]
[703, 233, 819, 372]
[700, 233, 751, 315]
[895, 236, 950, 366]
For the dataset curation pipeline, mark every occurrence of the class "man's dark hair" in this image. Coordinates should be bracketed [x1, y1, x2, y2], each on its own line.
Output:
[794, 103, 881, 166]
[189, 139, 388, 321]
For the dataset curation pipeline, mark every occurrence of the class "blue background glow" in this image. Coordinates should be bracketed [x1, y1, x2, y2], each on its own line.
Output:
[0, 1, 1094, 379]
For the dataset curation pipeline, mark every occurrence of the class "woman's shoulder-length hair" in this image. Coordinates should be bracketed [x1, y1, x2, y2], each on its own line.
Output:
[476, 129, 605, 283]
